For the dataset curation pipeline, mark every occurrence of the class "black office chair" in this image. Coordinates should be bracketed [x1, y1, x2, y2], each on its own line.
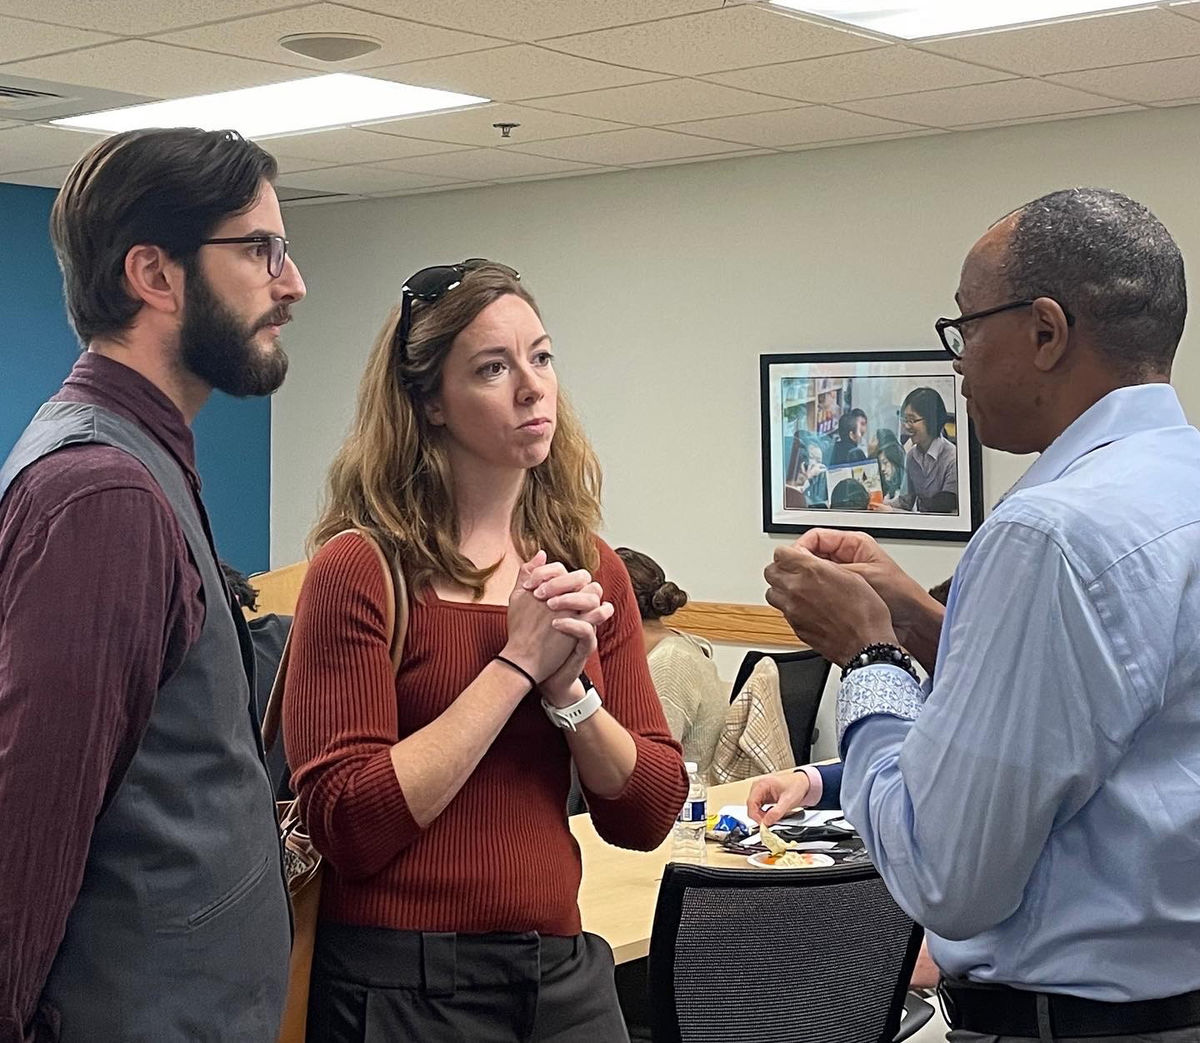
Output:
[647, 862, 933, 1043]
[730, 649, 833, 764]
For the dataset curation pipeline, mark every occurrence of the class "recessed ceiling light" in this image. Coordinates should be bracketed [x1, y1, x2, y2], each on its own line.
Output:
[279, 33, 383, 62]
[769, 1, 1149, 40]
[51, 73, 486, 138]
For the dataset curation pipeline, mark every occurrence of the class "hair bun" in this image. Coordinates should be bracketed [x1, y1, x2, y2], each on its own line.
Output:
[651, 581, 688, 617]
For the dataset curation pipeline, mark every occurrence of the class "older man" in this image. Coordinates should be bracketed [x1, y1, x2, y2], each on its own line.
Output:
[762, 188, 1200, 1041]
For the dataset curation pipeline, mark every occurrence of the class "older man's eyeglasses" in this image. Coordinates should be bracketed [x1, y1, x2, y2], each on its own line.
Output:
[200, 234, 290, 279]
[394, 258, 520, 364]
[936, 298, 1074, 358]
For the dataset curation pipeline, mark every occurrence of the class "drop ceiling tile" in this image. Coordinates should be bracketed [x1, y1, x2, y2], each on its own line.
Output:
[492, 166, 614, 183]
[0, 0, 302, 36]
[366, 102, 625, 145]
[0, 40, 311, 97]
[779, 126, 946, 151]
[339, 0, 721, 43]
[703, 46, 1012, 104]
[670, 105, 918, 146]
[279, 164, 468, 195]
[0, 163, 70, 187]
[843, 79, 1118, 129]
[919, 8, 1200, 77]
[509, 126, 753, 164]
[523, 78, 793, 124]
[625, 147, 773, 168]
[155, 4, 501, 72]
[0, 15, 114, 64]
[0, 124, 102, 174]
[367, 180, 494, 197]
[1049, 55, 1200, 104]
[542, 5, 881, 77]
[950, 105, 1143, 131]
[375, 147, 596, 180]
[1170, 2, 1200, 22]
[370, 44, 665, 101]
[271, 153, 344, 175]
[259, 127, 468, 164]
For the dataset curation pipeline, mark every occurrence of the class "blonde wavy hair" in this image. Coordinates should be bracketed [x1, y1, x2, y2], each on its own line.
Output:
[310, 266, 602, 598]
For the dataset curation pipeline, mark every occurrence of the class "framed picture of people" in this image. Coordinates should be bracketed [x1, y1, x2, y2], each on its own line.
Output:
[760, 350, 984, 541]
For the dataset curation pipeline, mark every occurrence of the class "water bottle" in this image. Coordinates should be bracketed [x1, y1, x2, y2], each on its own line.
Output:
[671, 762, 707, 864]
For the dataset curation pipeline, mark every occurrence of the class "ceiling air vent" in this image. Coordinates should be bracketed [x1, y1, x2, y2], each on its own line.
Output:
[0, 73, 152, 122]
[0, 84, 64, 110]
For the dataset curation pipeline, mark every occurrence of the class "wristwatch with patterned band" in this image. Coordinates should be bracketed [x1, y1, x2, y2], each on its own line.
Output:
[541, 672, 602, 731]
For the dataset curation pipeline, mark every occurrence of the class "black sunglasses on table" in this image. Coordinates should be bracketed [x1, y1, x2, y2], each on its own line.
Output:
[935, 297, 1074, 358]
[395, 258, 520, 363]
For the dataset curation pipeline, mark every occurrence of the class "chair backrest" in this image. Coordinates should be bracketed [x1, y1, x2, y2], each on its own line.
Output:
[730, 650, 832, 763]
[648, 862, 922, 1043]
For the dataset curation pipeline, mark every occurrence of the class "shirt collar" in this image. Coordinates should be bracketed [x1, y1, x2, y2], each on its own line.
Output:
[1002, 382, 1187, 501]
[911, 435, 946, 463]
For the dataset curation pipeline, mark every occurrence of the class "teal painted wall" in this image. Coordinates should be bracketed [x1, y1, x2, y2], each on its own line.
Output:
[0, 181, 271, 573]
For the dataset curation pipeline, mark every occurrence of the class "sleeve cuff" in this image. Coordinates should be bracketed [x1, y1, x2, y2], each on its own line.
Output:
[799, 763, 824, 806]
[836, 663, 923, 752]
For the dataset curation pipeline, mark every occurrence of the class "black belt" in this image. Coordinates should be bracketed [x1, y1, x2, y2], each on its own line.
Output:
[938, 978, 1200, 1039]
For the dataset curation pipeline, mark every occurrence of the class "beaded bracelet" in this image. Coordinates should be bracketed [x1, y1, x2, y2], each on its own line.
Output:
[841, 642, 920, 682]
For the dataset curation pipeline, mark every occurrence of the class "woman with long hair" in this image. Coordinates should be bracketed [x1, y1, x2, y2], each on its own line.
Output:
[873, 386, 958, 514]
[283, 260, 687, 1041]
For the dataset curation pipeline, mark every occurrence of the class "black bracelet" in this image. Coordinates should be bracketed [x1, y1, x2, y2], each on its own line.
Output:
[842, 643, 920, 682]
[494, 654, 538, 690]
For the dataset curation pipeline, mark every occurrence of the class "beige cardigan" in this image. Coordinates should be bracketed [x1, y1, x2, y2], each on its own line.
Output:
[647, 631, 729, 778]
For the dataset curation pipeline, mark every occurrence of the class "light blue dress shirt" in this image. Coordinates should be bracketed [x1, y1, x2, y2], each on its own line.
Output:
[835, 383, 1200, 1002]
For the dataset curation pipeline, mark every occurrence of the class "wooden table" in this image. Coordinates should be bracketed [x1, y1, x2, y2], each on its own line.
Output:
[571, 777, 759, 965]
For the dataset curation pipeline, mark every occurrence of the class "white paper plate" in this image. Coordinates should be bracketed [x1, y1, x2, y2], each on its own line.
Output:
[747, 851, 836, 869]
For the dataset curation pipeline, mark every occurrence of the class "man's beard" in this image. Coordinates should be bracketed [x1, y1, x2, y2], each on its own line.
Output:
[179, 267, 290, 398]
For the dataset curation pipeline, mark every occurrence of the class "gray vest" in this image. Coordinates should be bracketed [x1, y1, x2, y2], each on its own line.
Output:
[0, 402, 290, 1042]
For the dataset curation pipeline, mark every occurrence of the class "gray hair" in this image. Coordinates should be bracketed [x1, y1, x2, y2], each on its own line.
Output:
[1006, 188, 1186, 376]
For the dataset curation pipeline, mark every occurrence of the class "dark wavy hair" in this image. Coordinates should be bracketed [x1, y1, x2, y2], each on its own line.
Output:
[615, 547, 688, 621]
[50, 128, 277, 343]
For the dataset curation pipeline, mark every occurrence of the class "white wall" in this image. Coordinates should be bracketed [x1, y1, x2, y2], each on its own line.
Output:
[273, 104, 1200, 754]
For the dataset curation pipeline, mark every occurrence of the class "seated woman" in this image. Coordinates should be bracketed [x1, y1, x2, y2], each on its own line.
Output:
[615, 547, 728, 777]
[876, 439, 906, 501]
[283, 260, 686, 1041]
[873, 387, 958, 514]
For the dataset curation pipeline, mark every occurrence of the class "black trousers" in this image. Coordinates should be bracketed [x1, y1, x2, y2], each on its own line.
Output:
[308, 923, 631, 1043]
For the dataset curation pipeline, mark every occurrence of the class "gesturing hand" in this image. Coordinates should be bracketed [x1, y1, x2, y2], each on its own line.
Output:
[764, 543, 896, 666]
[794, 529, 937, 648]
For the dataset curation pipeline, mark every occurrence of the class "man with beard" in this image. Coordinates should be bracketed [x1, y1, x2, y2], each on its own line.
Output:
[0, 128, 305, 1042]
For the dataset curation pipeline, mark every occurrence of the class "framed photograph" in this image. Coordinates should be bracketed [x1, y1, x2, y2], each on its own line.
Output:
[760, 350, 983, 541]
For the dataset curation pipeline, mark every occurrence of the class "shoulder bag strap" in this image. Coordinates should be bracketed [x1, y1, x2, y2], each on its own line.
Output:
[261, 528, 408, 752]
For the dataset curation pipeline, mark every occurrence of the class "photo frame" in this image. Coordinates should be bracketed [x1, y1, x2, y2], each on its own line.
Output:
[761, 350, 984, 541]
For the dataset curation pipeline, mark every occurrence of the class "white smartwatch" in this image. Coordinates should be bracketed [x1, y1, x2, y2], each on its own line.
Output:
[541, 673, 602, 732]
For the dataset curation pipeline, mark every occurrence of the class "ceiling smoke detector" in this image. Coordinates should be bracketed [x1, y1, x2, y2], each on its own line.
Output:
[279, 34, 383, 62]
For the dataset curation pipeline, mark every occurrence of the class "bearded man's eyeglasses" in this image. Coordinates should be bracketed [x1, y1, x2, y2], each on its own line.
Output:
[199, 234, 290, 279]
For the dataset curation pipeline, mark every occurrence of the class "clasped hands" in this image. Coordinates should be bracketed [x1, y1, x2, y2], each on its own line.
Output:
[503, 551, 612, 708]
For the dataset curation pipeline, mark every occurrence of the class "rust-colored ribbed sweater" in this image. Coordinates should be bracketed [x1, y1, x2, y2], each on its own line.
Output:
[283, 534, 687, 935]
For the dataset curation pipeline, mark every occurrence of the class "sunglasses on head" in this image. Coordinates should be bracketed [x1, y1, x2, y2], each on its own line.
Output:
[394, 258, 520, 363]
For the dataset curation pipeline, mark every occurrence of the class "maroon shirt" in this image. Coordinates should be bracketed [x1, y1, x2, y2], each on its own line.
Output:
[0, 353, 205, 1043]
